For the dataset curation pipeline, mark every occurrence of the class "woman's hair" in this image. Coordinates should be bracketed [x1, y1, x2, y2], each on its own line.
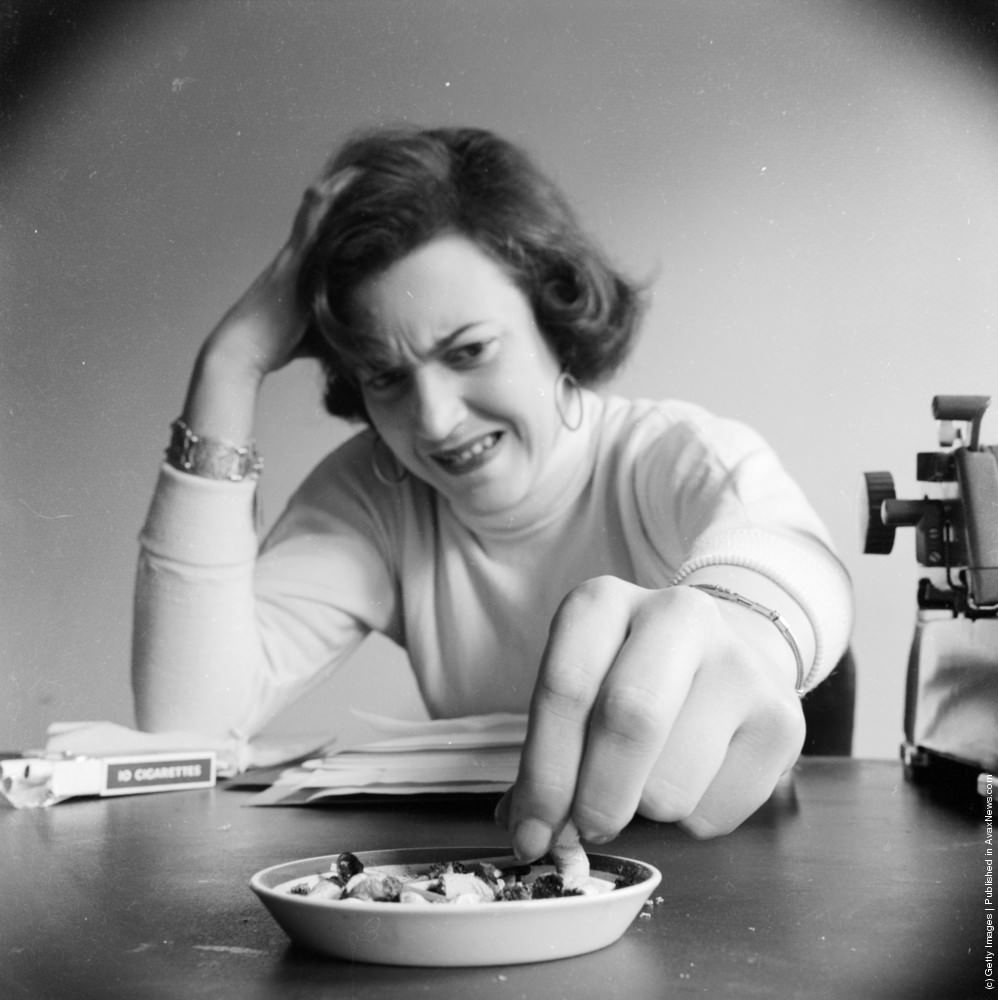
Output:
[297, 125, 644, 422]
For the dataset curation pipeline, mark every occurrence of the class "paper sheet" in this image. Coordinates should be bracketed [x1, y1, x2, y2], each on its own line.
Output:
[247, 711, 527, 806]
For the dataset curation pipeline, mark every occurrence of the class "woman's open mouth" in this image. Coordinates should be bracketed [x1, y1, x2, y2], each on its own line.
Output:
[431, 432, 503, 475]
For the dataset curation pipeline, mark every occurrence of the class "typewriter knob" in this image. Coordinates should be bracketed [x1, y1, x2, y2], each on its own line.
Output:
[861, 471, 897, 554]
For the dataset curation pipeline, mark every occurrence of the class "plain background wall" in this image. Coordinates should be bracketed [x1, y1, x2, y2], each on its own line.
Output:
[3, 0, 997, 756]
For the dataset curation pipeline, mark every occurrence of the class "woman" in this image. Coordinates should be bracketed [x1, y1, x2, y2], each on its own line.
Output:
[133, 125, 852, 861]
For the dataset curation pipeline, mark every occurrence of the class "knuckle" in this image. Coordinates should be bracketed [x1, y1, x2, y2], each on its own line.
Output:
[680, 812, 734, 840]
[512, 785, 566, 828]
[639, 778, 701, 825]
[535, 661, 595, 718]
[595, 683, 669, 748]
[556, 575, 626, 623]
[508, 767, 572, 825]
[574, 800, 625, 839]
[668, 582, 716, 620]
[757, 692, 807, 754]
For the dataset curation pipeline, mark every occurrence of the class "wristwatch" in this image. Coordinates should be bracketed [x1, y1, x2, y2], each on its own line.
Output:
[165, 418, 263, 482]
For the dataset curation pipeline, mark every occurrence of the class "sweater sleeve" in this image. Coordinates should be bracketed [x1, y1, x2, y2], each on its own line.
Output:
[634, 403, 853, 691]
[132, 436, 398, 739]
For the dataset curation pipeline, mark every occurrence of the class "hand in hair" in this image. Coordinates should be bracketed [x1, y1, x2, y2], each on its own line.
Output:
[178, 168, 357, 443]
[207, 168, 359, 380]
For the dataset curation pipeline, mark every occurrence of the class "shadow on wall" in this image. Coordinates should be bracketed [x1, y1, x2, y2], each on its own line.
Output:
[3, 0, 997, 131]
[2, 1, 120, 106]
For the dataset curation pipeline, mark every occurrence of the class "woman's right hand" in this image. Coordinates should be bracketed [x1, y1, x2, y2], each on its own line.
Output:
[205, 167, 358, 381]
[179, 168, 357, 442]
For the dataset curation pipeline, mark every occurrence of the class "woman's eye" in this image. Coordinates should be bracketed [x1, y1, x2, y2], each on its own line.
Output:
[365, 369, 406, 393]
[447, 340, 493, 367]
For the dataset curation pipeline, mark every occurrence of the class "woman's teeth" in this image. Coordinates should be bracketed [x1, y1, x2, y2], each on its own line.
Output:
[436, 433, 501, 469]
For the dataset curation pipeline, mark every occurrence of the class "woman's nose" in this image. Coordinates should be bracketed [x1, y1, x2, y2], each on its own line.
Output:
[411, 367, 466, 441]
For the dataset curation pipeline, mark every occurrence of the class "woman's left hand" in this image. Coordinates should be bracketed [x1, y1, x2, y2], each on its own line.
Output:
[498, 577, 806, 860]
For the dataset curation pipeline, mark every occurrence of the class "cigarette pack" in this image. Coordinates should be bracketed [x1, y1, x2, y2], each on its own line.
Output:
[0, 750, 217, 808]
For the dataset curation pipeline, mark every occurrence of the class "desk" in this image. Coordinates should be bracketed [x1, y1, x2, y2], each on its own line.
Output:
[1, 760, 985, 1000]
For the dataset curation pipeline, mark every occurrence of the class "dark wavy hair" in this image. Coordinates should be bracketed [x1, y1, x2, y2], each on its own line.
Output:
[297, 125, 644, 422]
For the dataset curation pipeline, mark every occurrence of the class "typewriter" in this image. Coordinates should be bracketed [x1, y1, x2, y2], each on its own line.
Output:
[863, 395, 997, 812]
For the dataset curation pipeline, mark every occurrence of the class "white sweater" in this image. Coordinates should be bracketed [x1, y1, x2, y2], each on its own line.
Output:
[133, 395, 852, 738]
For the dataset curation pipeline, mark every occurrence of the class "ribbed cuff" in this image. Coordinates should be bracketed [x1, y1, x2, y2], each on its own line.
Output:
[139, 463, 259, 567]
[671, 527, 853, 692]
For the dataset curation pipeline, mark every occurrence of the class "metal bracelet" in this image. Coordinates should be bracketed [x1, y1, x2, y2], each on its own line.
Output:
[687, 583, 806, 694]
[165, 418, 263, 482]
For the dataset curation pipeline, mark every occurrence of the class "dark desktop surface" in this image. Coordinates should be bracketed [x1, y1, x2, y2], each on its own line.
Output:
[1, 758, 984, 1000]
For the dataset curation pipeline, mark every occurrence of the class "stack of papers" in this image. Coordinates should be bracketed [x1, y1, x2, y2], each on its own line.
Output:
[249, 710, 526, 806]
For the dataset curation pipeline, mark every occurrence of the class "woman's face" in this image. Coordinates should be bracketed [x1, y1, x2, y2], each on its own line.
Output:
[351, 233, 566, 520]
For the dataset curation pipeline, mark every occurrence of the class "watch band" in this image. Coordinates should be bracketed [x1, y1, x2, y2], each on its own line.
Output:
[165, 418, 263, 482]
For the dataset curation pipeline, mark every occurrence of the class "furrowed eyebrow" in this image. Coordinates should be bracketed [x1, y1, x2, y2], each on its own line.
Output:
[428, 324, 486, 357]
[359, 323, 487, 374]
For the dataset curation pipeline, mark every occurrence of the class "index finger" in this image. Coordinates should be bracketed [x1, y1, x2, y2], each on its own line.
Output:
[506, 578, 635, 861]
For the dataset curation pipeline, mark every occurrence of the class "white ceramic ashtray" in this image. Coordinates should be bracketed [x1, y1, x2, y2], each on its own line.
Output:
[250, 845, 661, 966]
